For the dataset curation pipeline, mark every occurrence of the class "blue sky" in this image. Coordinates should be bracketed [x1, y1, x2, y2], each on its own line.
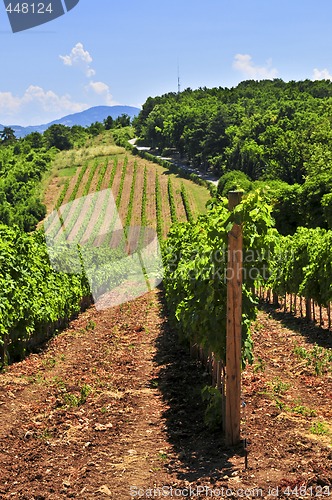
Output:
[1, 0, 332, 125]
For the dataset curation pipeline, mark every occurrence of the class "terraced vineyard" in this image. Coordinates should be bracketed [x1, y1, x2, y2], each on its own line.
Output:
[45, 138, 210, 242]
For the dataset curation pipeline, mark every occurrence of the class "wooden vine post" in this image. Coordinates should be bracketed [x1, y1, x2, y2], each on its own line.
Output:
[225, 191, 243, 446]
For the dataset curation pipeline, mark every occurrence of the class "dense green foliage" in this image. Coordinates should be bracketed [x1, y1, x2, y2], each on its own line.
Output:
[267, 227, 332, 307]
[163, 186, 332, 370]
[0, 127, 16, 145]
[136, 79, 332, 233]
[111, 126, 135, 148]
[0, 139, 55, 231]
[0, 123, 94, 231]
[0, 225, 90, 364]
[44, 124, 74, 150]
[162, 191, 275, 364]
[217, 171, 252, 198]
[135, 79, 332, 179]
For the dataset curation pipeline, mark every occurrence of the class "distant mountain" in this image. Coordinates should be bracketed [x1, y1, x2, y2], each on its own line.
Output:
[0, 105, 141, 138]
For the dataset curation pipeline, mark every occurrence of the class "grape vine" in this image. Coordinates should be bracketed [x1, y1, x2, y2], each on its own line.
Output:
[155, 172, 163, 240]
[162, 190, 275, 364]
[0, 225, 89, 366]
[181, 183, 194, 223]
[141, 166, 148, 228]
[168, 177, 178, 224]
[125, 161, 138, 228]
[55, 178, 70, 210]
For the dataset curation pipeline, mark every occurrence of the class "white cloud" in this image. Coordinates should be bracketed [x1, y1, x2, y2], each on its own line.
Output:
[88, 81, 109, 94]
[22, 85, 86, 112]
[60, 42, 96, 77]
[233, 54, 278, 80]
[58, 43, 118, 107]
[0, 92, 21, 114]
[0, 86, 88, 125]
[0, 43, 118, 126]
[313, 68, 332, 81]
[86, 81, 117, 106]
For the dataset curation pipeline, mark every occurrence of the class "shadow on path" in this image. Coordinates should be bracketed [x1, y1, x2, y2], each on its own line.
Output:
[259, 301, 332, 350]
[151, 290, 245, 483]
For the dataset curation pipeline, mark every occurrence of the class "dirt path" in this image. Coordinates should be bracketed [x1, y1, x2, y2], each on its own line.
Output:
[0, 294, 332, 499]
[0, 291, 173, 499]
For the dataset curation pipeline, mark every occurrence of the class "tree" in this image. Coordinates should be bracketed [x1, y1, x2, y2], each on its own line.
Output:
[300, 173, 332, 228]
[24, 132, 43, 149]
[103, 116, 114, 130]
[69, 125, 89, 146]
[114, 114, 131, 128]
[0, 127, 16, 145]
[88, 121, 104, 136]
[270, 182, 302, 235]
[217, 171, 252, 198]
[44, 124, 73, 150]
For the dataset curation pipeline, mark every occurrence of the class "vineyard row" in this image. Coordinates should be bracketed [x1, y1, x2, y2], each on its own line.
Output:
[53, 155, 194, 244]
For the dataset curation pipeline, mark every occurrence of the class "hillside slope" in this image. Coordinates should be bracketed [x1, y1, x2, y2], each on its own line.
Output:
[43, 130, 210, 240]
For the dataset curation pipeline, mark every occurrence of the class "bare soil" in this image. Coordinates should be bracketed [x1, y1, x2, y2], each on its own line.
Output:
[159, 177, 172, 238]
[42, 176, 66, 214]
[145, 169, 156, 229]
[86, 162, 105, 196]
[117, 161, 135, 223]
[0, 292, 331, 499]
[131, 167, 144, 226]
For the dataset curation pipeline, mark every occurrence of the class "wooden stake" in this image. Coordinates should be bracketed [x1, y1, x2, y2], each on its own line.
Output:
[273, 292, 279, 306]
[312, 301, 316, 323]
[225, 191, 243, 446]
[306, 298, 311, 321]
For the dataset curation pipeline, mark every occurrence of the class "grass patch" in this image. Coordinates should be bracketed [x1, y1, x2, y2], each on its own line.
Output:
[182, 179, 210, 214]
[274, 397, 317, 417]
[293, 343, 332, 376]
[267, 377, 290, 395]
[292, 404, 316, 417]
[310, 421, 330, 436]
[58, 166, 77, 177]
[78, 145, 124, 162]
[58, 382, 92, 408]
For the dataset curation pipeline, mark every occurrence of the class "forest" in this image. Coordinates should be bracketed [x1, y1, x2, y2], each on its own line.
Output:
[134, 79, 332, 234]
